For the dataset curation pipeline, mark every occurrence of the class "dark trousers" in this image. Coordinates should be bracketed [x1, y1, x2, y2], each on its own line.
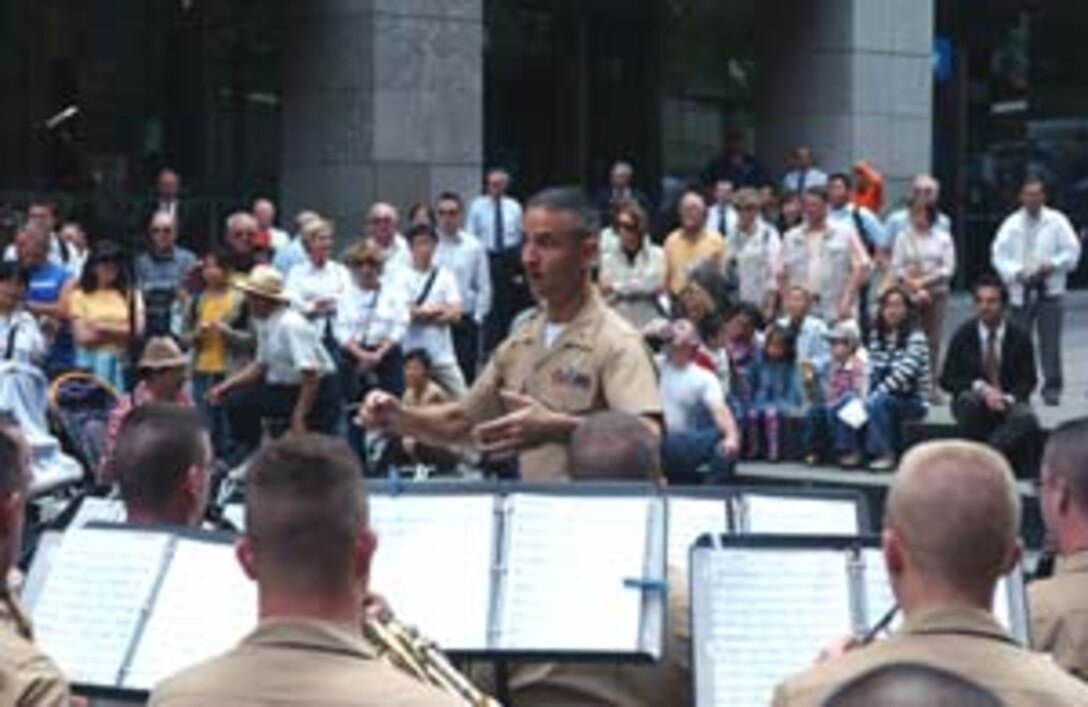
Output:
[484, 250, 530, 357]
[661, 428, 735, 485]
[223, 375, 339, 464]
[803, 396, 863, 459]
[952, 391, 1041, 475]
[451, 319, 480, 384]
[865, 392, 927, 458]
[344, 346, 405, 469]
[1011, 295, 1063, 397]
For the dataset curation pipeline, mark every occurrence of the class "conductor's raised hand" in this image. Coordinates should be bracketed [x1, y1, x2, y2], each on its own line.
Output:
[357, 390, 403, 433]
[473, 390, 566, 459]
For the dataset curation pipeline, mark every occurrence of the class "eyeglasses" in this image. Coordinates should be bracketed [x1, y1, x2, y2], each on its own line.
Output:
[616, 220, 639, 232]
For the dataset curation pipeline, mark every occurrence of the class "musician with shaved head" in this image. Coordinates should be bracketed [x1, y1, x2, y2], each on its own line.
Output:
[772, 440, 1088, 706]
[149, 435, 459, 706]
[1030, 417, 1088, 679]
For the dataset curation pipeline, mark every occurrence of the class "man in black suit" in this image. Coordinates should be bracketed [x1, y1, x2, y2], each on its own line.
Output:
[143, 168, 203, 249]
[940, 275, 1041, 473]
[594, 161, 650, 223]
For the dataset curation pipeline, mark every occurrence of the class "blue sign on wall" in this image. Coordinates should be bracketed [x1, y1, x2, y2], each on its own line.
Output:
[934, 36, 953, 83]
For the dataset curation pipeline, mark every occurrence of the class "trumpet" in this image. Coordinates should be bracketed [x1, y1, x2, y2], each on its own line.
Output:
[364, 613, 502, 707]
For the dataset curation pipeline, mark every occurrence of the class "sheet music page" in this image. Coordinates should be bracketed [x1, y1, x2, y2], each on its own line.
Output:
[123, 538, 257, 691]
[498, 494, 651, 652]
[68, 497, 126, 529]
[368, 494, 495, 651]
[692, 547, 853, 707]
[30, 528, 170, 687]
[741, 495, 859, 536]
[862, 549, 1017, 637]
[667, 496, 729, 573]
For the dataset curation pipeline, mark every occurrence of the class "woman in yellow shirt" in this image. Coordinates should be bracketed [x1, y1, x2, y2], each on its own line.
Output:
[68, 240, 144, 392]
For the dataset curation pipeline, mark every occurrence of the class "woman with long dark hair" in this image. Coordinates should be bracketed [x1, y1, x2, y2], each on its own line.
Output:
[68, 240, 145, 391]
[865, 286, 929, 470]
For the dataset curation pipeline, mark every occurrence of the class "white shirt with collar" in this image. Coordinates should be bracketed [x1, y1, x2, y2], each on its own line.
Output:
[467, 194, 523, 253]
[705, 203, 738, 236]
[0, 310, 45, 365]
[3, 234, 84, 278]
[992, 205, 1082, 306]
[781, 167, 828, 193]
[435, 229, 492, 323]
[376, 235, 412, 280]
[284, 258, 352, 325]
[333, 282, 409, 349]
[400, 265, 462, 365]
[256, 306, 336, 385]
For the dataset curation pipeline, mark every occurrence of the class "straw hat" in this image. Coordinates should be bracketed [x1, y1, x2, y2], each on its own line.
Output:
[138, 337, 189, 370]
[234, 264, 289, 302]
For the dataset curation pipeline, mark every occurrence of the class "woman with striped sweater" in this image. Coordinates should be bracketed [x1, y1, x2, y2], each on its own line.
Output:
[865, 287, 930, 470]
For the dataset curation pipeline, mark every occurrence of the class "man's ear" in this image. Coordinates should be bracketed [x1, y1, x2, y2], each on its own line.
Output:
[1002, 537, 1024, 576]
[235, 536, 258, 582]
[354, 529, 378, 582]
[883, 528, 905, 577]
[1057, 478, 1075, 516]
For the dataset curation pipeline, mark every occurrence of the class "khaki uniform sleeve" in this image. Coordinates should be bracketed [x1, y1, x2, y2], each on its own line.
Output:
[601, 334, 661, 419]
[1, 654, 71, 707]
[460, 356, 505, 425]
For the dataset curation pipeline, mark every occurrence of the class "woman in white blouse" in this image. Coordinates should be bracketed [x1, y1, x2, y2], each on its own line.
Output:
[891, 200, 956, 403]
[599, 201, 666, 329]
[726, 188, 782, 323]
[284, 218, 352, 336]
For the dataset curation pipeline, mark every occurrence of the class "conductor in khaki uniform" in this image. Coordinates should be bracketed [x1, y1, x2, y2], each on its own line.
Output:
[475, 412, 690, 706]
[360, 187, 661, 481]
[1030, 417, 1088, 680]
[149, 435, 460, 706]
[772, 440, 1088, 707]
[0, 417, 71, 706]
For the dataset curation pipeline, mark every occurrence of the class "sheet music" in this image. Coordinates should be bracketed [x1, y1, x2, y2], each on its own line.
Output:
[740, 495, 859, 536]
[369, 494, 495, 651]
[498, 494, 652, 652]
[30, 528, 169, 687]
[69, 497, 126, 528]
[667, 496, 729, 572]
[862, 548, 1022, 640]
[123, 538, 257, 690]
[692, 547, 853, 707]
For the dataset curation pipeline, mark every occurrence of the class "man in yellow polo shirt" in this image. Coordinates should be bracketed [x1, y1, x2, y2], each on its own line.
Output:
[663, 189, 727, 296]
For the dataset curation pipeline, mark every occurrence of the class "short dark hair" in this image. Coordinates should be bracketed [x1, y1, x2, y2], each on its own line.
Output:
[113, 404, 208, 515]
[1043, 417, 1088, 512]
[405, 222, 438, 244]
[403, 348, 432, 371]
[407, 202, 435, 226]
[0, 262, 27, 288]
[824, 663, 1002, 707]
[570, 413, 660, 483]
[27, 198, 57, 216]
[525, 186, 598, 238]
[827, 172, 853, 189]
[803, 186, 829, 202]
[972, 274, 1008, 304]
[1022, 176, 1046, 192]
[245, 435, 366, 594]
[436, 191, 463, 208]
[204, 246, 237, 273]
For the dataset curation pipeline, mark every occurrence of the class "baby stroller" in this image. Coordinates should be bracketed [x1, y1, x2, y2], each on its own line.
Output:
[0, 362, 86, 496]
[47, 370, 121, 487]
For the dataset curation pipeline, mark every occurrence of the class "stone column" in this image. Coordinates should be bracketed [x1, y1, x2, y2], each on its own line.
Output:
[756, 0, 934, 200]
[281, 0, 483, 238]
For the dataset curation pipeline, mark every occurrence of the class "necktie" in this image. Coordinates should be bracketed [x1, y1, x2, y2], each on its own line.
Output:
[797, 169, 807, 194]
[718, 208, 727, 235]
[492, 197, 504, 253]
[984, 330, 1000, 385]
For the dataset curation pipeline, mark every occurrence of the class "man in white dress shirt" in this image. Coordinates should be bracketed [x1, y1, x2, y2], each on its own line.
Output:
[400, 223, 466, 398]
[705, 179, 738, 237]
[435, 192, 491, 384]
[365, 202, 411, 278]
[284, 218, 352, 346]
[467, 168, 526, 354]
[991, 178, 1082, 406]
[781, 146, 828, 195]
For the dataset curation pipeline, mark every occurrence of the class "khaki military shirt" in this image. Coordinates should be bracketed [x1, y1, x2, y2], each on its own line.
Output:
[772, 606, 1088, 707]
[1029, 550, 1088, 680]
[501, 569, 691, 707]
[0, 593, 70, 707]
[462, 289, 661, 482]
[149, 618, 462, 707]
